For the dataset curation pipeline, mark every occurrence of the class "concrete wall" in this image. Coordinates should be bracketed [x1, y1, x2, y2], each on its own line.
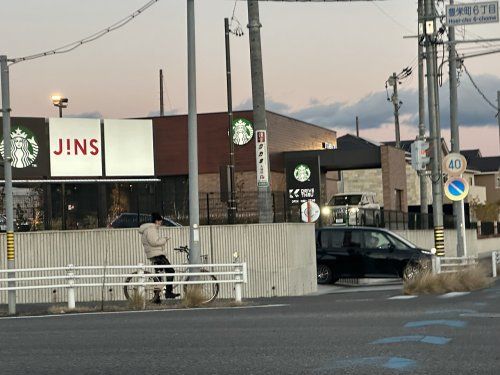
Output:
[0, 223, 317, 304]
[393, 229, 500, 257]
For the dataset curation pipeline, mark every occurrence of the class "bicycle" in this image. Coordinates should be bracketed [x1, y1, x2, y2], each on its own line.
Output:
[123, 246, 220, 304]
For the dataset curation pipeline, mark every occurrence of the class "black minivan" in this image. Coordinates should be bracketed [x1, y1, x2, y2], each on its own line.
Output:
[316, 227, 434, 284]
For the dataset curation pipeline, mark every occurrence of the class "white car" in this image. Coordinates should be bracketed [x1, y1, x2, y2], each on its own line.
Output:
[321, 192, 381, 226]
[0, 215, 6, 232]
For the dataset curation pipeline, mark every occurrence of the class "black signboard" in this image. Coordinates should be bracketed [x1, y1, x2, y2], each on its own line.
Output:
[285, 154, 321, 206]
[0, 117, 50, 179]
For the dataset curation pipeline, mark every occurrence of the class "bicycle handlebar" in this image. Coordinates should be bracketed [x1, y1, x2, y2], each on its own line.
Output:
[174, 246, 189, 253]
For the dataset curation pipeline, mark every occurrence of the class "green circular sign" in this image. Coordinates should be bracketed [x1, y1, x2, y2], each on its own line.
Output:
[0, 126, 39, 169]
[294, 164, 311, 182]
[232, 118, 254, 145]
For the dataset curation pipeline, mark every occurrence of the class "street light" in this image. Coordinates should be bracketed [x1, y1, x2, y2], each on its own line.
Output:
[51, 94, 68, 118]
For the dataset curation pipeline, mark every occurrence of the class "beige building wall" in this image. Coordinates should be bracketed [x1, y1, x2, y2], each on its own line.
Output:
[341, 168, 383, 204]
[476, 173, 500, 204]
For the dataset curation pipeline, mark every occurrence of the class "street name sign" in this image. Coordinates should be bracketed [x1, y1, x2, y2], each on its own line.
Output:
[446, 2, 499, 26]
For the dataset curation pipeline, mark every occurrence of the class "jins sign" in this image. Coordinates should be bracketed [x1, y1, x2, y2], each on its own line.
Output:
[49, 118, 102, 177]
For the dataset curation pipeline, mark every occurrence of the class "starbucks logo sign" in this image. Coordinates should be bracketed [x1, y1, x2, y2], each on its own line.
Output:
[232, 118, 254, 146]
[294, 164, 311, 182]
[0, 127, 39, 168]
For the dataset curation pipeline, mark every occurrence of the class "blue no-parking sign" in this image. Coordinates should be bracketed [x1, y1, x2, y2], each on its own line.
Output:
[444, 177, 470, 201]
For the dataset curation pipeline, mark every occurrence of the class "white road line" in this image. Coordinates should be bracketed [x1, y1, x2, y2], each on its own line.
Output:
[0, 303, 290, 321]
[439, 292, 471, 299]
[388, 295, 418, 300]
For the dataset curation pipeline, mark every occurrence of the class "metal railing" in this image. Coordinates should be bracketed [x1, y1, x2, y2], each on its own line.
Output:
[492, 251, 499, 278]
[432, 256, 478, 274]
[0, 262, 248, 310]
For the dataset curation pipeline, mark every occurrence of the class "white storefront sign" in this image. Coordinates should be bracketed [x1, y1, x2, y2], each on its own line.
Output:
[446, 2, 499, 25]
[104, 119, 155, 176]
[49, 118, 102, 177]
[255, 130, 269, 187]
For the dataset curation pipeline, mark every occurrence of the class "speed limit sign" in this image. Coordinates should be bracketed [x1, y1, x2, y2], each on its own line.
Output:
[442, 153, 467, 176]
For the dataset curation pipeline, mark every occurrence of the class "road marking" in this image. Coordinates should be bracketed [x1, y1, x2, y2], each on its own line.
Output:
[425, 309, 476, 315]
[439, 292, 470, 298]
[314, 356, 417, 372]
[388, 295, 417, 300]
[405, 319, 467, 328]
[0, 303, 290, 321]
[460, 313, 500, 318]
[372, 335, 451, 345]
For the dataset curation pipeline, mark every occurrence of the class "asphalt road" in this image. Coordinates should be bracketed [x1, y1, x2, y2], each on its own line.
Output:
[1, 281, 499, 375]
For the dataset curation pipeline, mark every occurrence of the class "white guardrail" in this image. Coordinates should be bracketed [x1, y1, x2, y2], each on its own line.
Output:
[493, 251, 499, 278]
[432, 256, 478, 274]
[0, 262, 247, 310]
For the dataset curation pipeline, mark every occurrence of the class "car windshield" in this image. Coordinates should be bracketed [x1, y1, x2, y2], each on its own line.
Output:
[329, 194, 362, 206]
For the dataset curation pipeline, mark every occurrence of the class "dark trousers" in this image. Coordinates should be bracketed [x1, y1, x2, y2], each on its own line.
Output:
[150, 255, 175, 295]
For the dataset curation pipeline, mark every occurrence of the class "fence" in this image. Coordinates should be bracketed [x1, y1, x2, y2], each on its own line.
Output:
[0, 261, 247, 310]
[492, 251, 499, 278]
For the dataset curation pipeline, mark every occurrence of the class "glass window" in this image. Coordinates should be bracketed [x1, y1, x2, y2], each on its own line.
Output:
[387, 234, 412, 250]
[344, 230, 363, 248]
[364, 231, 392, 249]
[329, 195, 362, 206]
[320, 230, 345, 248]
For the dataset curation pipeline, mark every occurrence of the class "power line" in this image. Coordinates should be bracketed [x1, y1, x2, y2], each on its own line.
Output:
[462, 63, 499, 114]
[9, 0, 159, 65]
[370, 2, 415, 34]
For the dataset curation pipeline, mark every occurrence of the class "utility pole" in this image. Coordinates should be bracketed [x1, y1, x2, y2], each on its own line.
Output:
[418, 0, 429, 226]
[423, 0, 445, 255]
[388, 72, 401, 148]
[225, 18, 237, 224]
[187, 0, 201, 265]
[247, 0, 273, 223]
[355, 116, 360, 137]
[497, 91, 500, 153]
[448, 0, 466, 257]
[160, 69, 164, 117]
[1, 55, 16, 315]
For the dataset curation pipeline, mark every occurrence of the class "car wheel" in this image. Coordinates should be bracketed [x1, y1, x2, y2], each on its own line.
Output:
[403, 263, 421, 281]
[317, 264, 333, 284]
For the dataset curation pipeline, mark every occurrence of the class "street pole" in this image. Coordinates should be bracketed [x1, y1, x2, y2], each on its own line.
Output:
[1, 55, 16, 315]
[448, 0, 466, 257]
[418, 0, 429, 228]
[225, 18, 237, 224]
[355, 116, 360, 137]
[424, 0, 445, 255]
[497, 91, 500, 153]
[160, 69, 164, 117]
[59, 108, 66, 231]
[187, 0, 200, 265]
[390, 72, 401, 148]
[247, 0, 273, 223]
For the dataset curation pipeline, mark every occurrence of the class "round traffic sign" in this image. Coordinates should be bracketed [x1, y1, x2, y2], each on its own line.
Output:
[301, 201, 320, 223]
[444, 176, 469, 201]
[442, 153, 467, 176]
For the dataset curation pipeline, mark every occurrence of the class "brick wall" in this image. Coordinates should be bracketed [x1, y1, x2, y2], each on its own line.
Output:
[381, 146, 408, 212]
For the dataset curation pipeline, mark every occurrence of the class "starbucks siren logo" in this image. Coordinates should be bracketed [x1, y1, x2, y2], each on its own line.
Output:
[0, 127, 39, 168]
[232, 118, 254, 145]
[294, 164, 311, 182]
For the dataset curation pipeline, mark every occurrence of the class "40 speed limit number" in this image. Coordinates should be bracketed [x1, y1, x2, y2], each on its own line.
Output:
[442, 153, 467, 176]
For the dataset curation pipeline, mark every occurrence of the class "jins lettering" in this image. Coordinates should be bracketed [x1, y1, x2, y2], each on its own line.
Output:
[53, 138, 99, 156]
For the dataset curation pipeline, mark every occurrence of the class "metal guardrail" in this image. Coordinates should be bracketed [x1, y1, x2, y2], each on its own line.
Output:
[432, 256, 478, 274]
[0, 262, 248, 310]
[492, 251, 499, 278]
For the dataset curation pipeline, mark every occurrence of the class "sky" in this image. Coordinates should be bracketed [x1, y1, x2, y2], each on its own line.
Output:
[1, 0, 499, 155]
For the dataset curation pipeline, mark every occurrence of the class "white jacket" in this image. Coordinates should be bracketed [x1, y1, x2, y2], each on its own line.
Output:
[139, 223, 168, 259]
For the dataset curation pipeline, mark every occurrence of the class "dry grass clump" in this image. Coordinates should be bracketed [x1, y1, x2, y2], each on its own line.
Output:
[404, 266, 492, 295]
[182, 285, 207, 308]
[127, 290, 146, 310]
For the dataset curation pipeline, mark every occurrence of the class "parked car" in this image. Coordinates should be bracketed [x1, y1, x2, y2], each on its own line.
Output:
[321, 192, 381, 226]
[0, 215, 6, 232]
[316, 227, 435, 284]
[110, 213, 182, 228]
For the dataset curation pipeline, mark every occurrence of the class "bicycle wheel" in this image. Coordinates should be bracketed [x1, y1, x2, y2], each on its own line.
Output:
[123, 271, 162, 303]
[183, 270, 219, 304]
